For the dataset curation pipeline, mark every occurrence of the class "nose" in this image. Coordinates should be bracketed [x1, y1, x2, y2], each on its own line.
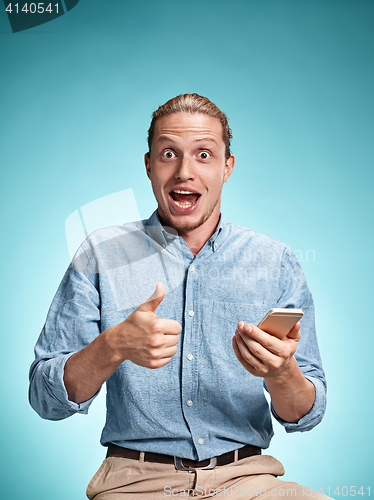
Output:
[175, 155, 195, 181]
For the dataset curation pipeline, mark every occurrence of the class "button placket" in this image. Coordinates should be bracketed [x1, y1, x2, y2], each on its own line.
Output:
[181, 257, 199, 446]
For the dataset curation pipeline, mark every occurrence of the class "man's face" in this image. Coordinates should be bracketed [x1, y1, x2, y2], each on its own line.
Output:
[145, 112, 234, 235]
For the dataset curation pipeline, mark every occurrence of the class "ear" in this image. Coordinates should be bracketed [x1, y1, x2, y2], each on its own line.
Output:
[145, 153, 151, 179]
[223, 154, 235, 183]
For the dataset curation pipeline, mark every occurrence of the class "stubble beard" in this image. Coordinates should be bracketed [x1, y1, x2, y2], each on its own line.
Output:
[158, 192, 222, 234]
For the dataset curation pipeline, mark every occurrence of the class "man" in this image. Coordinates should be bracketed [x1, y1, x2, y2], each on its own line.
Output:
[29, 94, 327, 499]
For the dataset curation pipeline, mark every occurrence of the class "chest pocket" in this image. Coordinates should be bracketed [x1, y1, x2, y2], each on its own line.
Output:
[208, 302, 268, 364]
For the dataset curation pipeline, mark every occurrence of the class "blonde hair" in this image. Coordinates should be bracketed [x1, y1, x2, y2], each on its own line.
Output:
[147, 93, 233, 159]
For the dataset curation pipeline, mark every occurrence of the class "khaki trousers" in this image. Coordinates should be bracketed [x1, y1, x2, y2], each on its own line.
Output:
[86, 454, 331, 499]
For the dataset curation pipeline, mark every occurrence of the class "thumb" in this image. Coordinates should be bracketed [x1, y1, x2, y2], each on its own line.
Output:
[138, 282, 165, 313]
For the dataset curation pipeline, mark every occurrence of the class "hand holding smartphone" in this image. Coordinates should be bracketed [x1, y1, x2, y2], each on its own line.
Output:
[257, 308, 304, 340]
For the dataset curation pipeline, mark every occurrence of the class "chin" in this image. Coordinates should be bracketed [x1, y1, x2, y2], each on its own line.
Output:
[159, 208, 214, 234]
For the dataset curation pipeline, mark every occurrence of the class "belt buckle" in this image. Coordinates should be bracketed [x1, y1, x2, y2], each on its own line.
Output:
[174, 456, 217, 471]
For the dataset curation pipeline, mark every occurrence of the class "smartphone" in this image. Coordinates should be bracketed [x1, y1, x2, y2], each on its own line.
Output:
[257, 308, 304, 339]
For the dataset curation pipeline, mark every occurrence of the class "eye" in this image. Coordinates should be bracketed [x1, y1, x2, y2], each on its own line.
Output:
[198, 151, 211, 160]
[162, 150, 176, 159]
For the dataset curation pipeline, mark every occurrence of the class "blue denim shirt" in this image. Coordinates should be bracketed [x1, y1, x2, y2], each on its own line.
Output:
[29, 211, 326, 461]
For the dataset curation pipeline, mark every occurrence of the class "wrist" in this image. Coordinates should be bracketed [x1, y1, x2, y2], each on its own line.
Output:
[100, 325, 127, 366]
[263, 355, 298, 385]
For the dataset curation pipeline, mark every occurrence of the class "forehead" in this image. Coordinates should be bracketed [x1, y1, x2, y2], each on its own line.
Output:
[152, 112, 224, 147]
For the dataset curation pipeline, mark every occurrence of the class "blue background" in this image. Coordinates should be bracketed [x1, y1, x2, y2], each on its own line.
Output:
[1, 1, 373, 498]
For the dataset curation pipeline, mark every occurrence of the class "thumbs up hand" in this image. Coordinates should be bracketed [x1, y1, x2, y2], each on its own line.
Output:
[109, 283, 182, 369]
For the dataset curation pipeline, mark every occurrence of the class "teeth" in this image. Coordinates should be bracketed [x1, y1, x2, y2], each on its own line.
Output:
[174, 199, 197, 208]
[173, 190, 196, 194]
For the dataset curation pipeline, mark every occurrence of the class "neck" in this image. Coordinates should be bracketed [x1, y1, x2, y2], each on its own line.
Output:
[157, 209, 221, 257]
[181, 231, 213, 257]
[174, 212, 220, 257]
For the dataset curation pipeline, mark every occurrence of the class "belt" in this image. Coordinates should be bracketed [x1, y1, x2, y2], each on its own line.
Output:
[106, 443, 261, 470]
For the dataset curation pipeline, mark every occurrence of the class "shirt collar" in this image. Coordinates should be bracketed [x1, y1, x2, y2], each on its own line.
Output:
[208, 214, 227, 252]
[145, 210, 171, 248]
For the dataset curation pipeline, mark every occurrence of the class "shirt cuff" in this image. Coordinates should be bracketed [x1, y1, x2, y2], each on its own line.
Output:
[41, 353, 99, 418]
[270, 376, 326, 433]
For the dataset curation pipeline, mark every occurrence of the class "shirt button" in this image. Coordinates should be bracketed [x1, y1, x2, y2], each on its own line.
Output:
[162, 244, 166, 248]
[190, 265, 195, 272]
[186, 400, 193, 407]
[187, 354, 193, 361]
[189, 310, 194, 317]
[166, 235, 173, 240]
[198, 438, 204, 445]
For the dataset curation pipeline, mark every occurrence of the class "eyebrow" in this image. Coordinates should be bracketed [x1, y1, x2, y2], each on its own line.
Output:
[194, 137, 219, 146]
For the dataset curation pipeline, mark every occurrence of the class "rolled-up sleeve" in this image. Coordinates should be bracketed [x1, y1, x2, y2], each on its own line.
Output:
[270, 375, 326, 432]
[29, 257, 101, 420]
[29, 352, 99, 420]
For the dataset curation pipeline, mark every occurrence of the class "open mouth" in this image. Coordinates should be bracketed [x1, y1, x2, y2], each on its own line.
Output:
[169, 189, 201, 209]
